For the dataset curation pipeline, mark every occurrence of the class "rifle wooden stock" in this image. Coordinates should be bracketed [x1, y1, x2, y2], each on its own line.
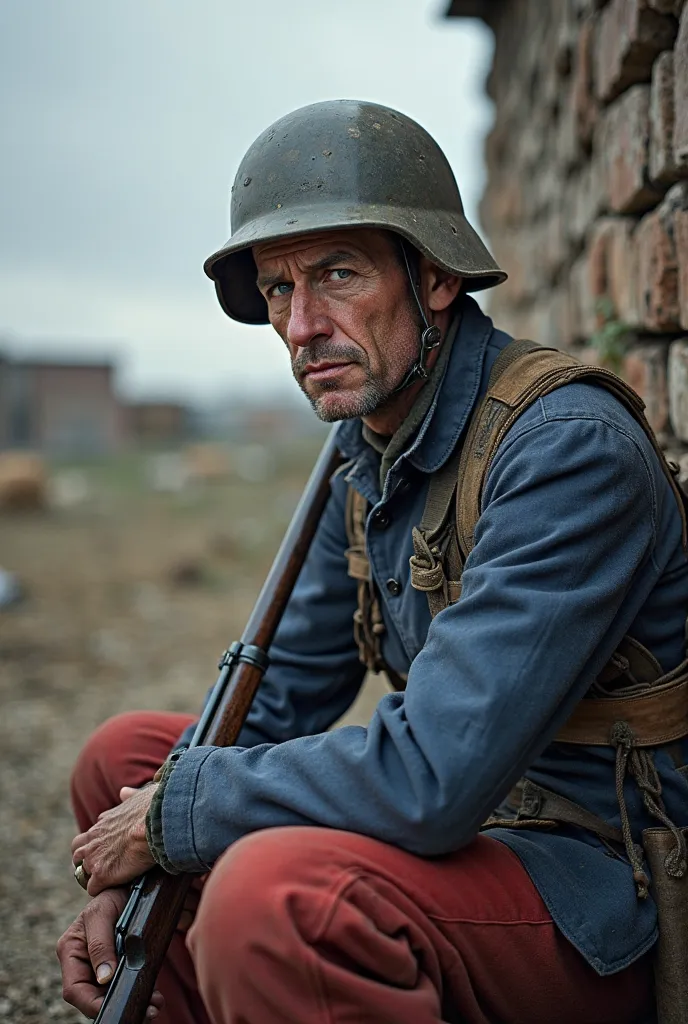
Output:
[95, 429, 342, 1024]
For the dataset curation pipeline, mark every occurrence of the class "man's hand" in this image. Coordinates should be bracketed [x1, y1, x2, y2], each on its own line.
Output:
[72, 785, 157, 895]
[56, 887, 164, 1020]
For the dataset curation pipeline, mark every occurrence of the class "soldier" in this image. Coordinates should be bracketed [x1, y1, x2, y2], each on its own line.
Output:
[58, 101, 688, 1023]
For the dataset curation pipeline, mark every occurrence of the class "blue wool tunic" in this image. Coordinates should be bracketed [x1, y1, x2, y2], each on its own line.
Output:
[160, 296, 688, 975]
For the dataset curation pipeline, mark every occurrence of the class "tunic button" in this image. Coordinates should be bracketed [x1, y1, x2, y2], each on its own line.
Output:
[371, 507, 391, 529]
[386, 578, 402, 596]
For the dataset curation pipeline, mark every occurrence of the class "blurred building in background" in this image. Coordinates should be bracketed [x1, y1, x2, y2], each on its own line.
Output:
[447, 0, 688, 453]
[0, 341, 325, 459]
[125, 400, 191, 447]
[203, 393, 327, 444]
[0, 353, 123, 456]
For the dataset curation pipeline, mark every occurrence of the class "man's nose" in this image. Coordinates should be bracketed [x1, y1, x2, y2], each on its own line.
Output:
[286, 285, 332, 350]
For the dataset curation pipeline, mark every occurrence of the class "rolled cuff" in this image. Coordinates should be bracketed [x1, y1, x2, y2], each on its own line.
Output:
[156, 746, 218, 874]
[145, 749, 193, 874]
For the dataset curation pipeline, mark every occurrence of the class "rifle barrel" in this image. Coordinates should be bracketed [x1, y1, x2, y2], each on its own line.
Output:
[94, 428, 342, 1024]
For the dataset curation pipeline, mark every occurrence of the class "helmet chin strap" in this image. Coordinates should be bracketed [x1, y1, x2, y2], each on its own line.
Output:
[392, 243, 442, 395]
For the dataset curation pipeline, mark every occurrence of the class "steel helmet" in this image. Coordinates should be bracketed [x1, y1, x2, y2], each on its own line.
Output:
[204, 99, 506, 325]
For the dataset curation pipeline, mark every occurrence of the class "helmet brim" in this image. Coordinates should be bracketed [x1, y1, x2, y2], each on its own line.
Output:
[204, 203, 506, 325]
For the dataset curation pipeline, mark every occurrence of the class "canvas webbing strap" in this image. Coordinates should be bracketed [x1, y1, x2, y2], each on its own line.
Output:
[456, 342, 688, 558]
[482, 779, 630, 850]
[345, 487, 383, 672]
[344, 486, 407, 690]
[347, 340, 688, 740]
[409, 444, 464, 617]
[446, 340, 688, 746]
[554, 631, 688, 747]
[406, 333, 519, 619]
[557, 662, 688, 746]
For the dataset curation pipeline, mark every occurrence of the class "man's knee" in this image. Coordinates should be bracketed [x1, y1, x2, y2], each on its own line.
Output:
[189, 827, 355, 964]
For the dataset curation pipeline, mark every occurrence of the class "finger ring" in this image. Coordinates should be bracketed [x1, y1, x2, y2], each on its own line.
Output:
[73, 861, 90, 890]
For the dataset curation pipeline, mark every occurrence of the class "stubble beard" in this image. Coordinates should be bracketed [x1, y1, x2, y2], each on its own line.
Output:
[293, 346, 393, 423]
[291, 296, 423, 422]
[300, 372, 392, 422]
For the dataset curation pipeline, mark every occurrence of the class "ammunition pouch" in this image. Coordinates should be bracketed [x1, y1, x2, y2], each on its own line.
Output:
[644, 827, 688, 1024]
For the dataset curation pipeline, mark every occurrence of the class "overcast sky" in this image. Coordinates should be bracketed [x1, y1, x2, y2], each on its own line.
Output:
[0, 2, 493, 401]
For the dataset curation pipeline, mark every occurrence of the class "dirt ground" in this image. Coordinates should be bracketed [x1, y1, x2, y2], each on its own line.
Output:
[0, 444, 388, 1022]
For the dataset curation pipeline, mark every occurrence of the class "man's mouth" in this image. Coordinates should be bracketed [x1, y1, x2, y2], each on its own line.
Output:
[301, 361, 355, 383]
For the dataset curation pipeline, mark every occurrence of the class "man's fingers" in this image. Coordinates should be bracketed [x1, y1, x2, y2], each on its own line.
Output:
[119, 785, 138, 801]
[83, 892, 123, 980]
[72, 847, 88, 873]
[74, 785, 157, 894]
[57, 927, 108, 1018]
[58, 890, 129, 1017]
[71, 831, 89, 857]
[95, 961, 114, 984]
[87, 870, 119, 898]
[85, 928, 116, 982]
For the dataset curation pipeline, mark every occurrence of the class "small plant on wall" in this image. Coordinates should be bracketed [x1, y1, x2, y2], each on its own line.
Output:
[587, 297, 635, 374]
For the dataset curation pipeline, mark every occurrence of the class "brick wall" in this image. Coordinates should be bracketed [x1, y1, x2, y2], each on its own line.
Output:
[472, 0, 688, 456]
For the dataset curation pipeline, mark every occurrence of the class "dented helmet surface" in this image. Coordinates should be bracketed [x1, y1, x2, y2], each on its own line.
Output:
[204, 99, 506, 324]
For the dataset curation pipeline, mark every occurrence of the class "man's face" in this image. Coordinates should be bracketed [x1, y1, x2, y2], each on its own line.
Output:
[253, 229, 421, 422]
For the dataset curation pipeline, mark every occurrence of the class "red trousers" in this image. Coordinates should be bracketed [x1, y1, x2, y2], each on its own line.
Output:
[71, 711, 653, 1024]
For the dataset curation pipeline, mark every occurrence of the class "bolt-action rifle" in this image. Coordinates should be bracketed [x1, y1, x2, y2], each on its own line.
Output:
[93, 428, 342, 1024]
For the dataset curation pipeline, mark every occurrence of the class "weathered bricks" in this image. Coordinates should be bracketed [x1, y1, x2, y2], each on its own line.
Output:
[570, 254, 597, 341]
[635, 209, 678, 330]
[635, 183, 688, 330]
[557, 82, 581, 172]
[622, 345, 670, 432]
[650, 51, 688, 182]
[674, 208, 688, 328]
[570, 0, 609, 13]
[674, 5, 688, 161]
[595, 0, 677, 103]
[597, 86, 663, 213]
[479, 0, 688, 448]
[573, 16, 599, 149]
[568, 160, 605, 243]
[588, 218, 639, 326]
[543, 210, 568, 282]
[669, 339, 688, 439]
[542, 288, 575, 349]
[648, 0, 684, 15]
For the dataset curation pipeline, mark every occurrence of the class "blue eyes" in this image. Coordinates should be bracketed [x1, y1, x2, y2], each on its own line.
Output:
[268, 268, 352, 299]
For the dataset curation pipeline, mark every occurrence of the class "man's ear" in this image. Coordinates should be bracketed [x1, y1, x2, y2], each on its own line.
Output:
[421, 258, 463, 313]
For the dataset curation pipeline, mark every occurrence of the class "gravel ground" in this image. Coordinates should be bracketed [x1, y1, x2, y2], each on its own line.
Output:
[0, 454, 386, 1023]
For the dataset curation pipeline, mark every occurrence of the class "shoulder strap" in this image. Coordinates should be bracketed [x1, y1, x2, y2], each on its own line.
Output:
[344, 485, 381, 669]
[344, 484, 407, 690]
[410, 342, 567, 617]
[456, 341, 688, 558]
[410, 341, 552, 618]
[409, 446, 464, 617]
[344, 486, 371, 582]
